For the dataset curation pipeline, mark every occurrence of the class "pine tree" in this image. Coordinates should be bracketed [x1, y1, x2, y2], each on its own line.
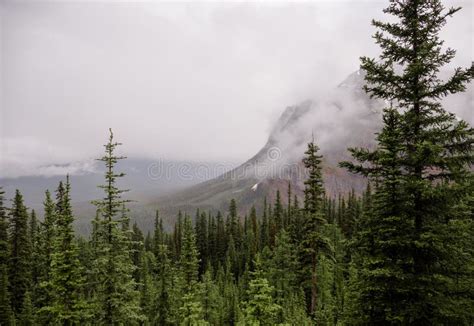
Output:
[139, 250, 155, 323]
[45, 177, 87, 324]
[216, 211, 226, 266]
[91, 129, 143, 325]
[36, 190, 57, 324]
[8, 189, 31, 317]
[154, 243, 173, 325]
[154, 209, 164, 254]
[300, 140, 331, 316]
[207, 214, 218, 269]
[177, 216, 207, 325]
[0, 188, 12, 324]
[241, 254, 281, 326]
[180, 216, 200, 289]
[268, 230, 298, 301]
[196, 211, 208, 275]
[200, 267, 222, 325]
[28, 209, 40, 295]
[273, 190, 283, 236]
[18, 291, 34, 326]
[180, 292, 209, 326]
[260, 198, 269, 250]
[286, 182, 292, 228]
[342, 108, 414, 324]
[131, 222, 144, 284]
[228, 199, 240, 250]
[342, 1, 473, 323]
[173, 211, 183, 260]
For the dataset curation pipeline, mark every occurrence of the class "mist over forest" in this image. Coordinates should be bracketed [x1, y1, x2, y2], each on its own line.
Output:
[0, 0, 473, 325]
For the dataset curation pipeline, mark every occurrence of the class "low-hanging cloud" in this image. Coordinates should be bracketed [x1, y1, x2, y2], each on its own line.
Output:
[1, 1, 472, 178]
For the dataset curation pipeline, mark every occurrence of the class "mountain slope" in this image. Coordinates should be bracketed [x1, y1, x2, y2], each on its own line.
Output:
[140, 68, 473, 231]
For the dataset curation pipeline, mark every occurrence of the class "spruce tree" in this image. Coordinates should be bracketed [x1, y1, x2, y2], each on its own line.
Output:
[45, 177, 87, 324]
[300, 140, 331, 316]
[342, 108, 409, 324]
[91, 129, 143, 325]
[196, 211, 208, 275]
[241, 254, 281, 326]
[200, 267, 222, 325]
[36, 190, 56, 324]
[154, 243, 173, 325]
[216, 211, 226, 266]
[28, 209, 40, 293]
[273, 190, 283, 238]
[180, 216, 200, 289]
[8, 189, 31, 317]
[260, 198, 269, 250]
[268, 230, 299, 301]
[0, 188, 12, 324]
[154, 209, 164, 254]
[342, 1, 473, 323]
[18, 291, 34, 326]
[178, 216, 206, 325]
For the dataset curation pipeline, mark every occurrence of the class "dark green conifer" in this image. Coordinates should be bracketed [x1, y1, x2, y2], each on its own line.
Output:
[91, 129, 143, 325]
[0, 188, 12, 324]
[300, 140, 331, 316]
[342, 0, 473, 323]
[45, 177, 87, 324]
[8, 189, 31, 317]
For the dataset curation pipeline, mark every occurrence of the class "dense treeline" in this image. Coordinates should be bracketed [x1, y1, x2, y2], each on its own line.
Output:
[1, 0, 473, 325]
[0, 135, 369, 325]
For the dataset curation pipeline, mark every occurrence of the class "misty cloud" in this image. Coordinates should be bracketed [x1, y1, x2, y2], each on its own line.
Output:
[1, 1, 472, 178]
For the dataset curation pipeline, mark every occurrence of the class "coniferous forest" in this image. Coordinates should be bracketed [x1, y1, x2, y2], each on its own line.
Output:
[1, 0, 473, 325]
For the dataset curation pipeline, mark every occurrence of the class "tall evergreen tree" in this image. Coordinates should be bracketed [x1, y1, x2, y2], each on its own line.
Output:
[300, 139, 331, 316]
[0, 188, 12, 324]
[342, 1, 474, 323]
[28, 209, 40, 293]
[241, 254, 281, 326]
[180, 216, 200, 289]
[154, 243, 173, 325]
[196, 211, 208, 275]
[45, 177, 87, 324]
[260, 198, 269, 250]
[8, 189, 31, 317]
[267, 229, 299, 312]
[154, 209, 164, 253]
[200, 267, 222, 325]
[36, 190, 57, 324]
[91, 129, 143, 325]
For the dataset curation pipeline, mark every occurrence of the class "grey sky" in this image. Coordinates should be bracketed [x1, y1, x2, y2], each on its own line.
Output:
[1, 0, 472, 178]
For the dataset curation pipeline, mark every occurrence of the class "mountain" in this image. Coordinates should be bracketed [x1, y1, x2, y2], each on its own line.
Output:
[0, 159, 236, 234]
[137, 68, 473, 232]
[4, 69, 471, 234]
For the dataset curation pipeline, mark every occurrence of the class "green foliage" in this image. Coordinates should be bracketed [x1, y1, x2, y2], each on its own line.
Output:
[341, 0, 474, 324]
[240, 254, 281, 326]
[200, 268, 222, 325]
[43, 177, 88, 324]
[300, 140, 332, 316]
[18, 291, 34, 326]
[0, 188, 13, 324]
[8, 190, 31, 317]
[91, 129, 143, 325]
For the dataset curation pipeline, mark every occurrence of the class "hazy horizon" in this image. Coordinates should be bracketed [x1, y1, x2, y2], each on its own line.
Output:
[1, 0, 472, 178]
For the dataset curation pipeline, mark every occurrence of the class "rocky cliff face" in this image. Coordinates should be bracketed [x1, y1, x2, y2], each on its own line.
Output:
[140, 70, 377, 229]
[138, 68, 473, 231]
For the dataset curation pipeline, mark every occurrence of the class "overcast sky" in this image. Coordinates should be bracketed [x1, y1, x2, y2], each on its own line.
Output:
[1, 0, 472, 178]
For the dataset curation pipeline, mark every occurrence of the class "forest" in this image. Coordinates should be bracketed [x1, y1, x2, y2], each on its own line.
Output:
[1, 0, 473, 325]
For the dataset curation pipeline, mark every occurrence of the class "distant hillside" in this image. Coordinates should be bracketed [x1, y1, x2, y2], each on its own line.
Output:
[3, 69, 471, 235]
[137, 68, 473, 232]
[1, 159, 236, 234]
